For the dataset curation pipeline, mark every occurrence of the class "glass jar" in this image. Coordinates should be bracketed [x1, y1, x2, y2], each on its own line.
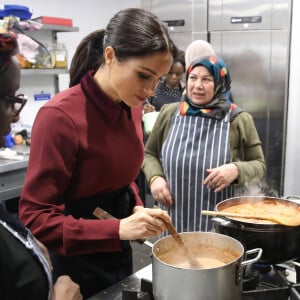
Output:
[52, 43, 68, 68]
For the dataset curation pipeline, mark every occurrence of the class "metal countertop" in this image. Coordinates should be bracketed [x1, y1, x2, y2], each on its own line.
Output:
[0, 145, 29, 173]
[87, 264, 152, 300]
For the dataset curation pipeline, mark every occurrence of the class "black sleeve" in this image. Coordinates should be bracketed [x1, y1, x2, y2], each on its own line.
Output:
[0, 226, 49, 300]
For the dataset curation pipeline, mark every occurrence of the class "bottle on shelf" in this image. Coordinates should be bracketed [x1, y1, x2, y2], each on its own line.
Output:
[52, 43, 68, 68]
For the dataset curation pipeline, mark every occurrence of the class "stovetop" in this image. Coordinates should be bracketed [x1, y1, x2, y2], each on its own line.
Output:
[87, 262, 300, 300]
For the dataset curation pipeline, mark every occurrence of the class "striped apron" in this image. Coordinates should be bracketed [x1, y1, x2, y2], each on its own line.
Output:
[161, 108, 234, 233]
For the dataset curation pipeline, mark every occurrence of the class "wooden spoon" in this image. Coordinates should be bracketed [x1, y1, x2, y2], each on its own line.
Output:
[152, 205, 201, 268]
[201, 210, 300, 227]
[93, 207, 115, 220]
[164, 221, 201, 269]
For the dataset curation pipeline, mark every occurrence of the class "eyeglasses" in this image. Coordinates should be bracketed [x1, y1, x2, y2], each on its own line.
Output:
[2, 94, 28, 117]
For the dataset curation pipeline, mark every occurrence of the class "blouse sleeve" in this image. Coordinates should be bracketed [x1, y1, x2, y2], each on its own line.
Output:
[19, 107, 122, 255]
[230, 112, 266, 185]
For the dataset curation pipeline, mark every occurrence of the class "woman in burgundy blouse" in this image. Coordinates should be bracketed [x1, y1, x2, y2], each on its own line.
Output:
[19, 8, 177, 298]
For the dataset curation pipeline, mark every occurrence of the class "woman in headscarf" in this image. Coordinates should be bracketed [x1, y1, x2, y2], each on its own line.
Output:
[142, 55, 266, 232]
[184, 39, 216, 68]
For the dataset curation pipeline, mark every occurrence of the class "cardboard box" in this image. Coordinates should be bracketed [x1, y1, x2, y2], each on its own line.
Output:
[32, 16, 73, 27]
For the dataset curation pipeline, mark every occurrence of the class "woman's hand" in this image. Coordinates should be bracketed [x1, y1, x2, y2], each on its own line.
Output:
[35, 239, 82, 300]
[51, 275, 82, 300]
[150, 176, 173, 206]
[204, 163, 239, 192]
[143, 103, 156, 114]
[119, 207, 171, 240]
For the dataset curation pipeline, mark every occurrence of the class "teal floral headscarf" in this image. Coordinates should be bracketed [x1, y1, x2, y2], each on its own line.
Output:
[180, 55, 234, 119]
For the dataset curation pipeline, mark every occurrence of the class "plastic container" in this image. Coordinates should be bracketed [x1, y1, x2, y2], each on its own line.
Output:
[0, 9, 7, 18]
[2, 5, 32, 20]
[5, 134, 15, 148]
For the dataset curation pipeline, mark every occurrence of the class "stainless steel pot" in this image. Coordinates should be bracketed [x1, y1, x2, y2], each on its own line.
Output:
[213, 196, 300, 264]
[151, 232, 262, 300]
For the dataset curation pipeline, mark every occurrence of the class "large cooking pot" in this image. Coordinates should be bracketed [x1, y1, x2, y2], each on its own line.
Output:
[213, 196, 300, 264]
[152, 232, 262, 300]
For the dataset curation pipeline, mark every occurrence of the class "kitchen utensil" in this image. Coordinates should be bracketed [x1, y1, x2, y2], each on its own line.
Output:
[151, 204, 201, 268]
[164, 220, 201, 268]
[93, 207, 115, 220]
[152, 231, 262, 300]
[213, 196, 300, 264]
[201, 209, 300, 226]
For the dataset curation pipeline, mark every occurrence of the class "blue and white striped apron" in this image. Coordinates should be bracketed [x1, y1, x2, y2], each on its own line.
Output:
[161, 108, 234, 233]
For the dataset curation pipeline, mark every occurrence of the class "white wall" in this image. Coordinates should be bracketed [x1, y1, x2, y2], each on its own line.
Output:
[3, 0, 140, 131]
[284, 0, 300, 196]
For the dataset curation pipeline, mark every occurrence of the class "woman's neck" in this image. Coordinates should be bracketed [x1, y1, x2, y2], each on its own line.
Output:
[93, 67, 120, 103]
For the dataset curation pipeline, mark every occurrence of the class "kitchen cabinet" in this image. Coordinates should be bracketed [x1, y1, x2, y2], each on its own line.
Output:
[0, 159, 28, 202]
[0, 145, 29, 203]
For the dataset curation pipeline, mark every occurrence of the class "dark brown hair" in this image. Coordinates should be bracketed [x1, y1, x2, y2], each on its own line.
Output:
[69, 8, 178, 87]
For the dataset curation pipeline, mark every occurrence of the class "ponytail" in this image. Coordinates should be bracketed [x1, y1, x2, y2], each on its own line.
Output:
[69, 29, 105, 87]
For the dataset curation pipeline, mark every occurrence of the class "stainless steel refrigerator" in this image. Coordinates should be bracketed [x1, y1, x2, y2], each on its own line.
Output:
[141, 0, 208, 50]
[141, 0, 292, 195]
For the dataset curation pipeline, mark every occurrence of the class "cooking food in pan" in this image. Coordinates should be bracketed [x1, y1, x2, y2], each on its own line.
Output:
[219, 197, 300, 226]
[157, 244, 239, 269]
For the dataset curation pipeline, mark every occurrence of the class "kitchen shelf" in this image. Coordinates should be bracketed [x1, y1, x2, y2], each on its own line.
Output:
[20, 24, 78, 79]
[35, 24, 79, 32]
[21, 68, 69, 75]
[19, 23, 78, 93]
[24, 24, 79, 33]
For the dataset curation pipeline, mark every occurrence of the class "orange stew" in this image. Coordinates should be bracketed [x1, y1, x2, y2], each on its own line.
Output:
[221, 199, 300, 224]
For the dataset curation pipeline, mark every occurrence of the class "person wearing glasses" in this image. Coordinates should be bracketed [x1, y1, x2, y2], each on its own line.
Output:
[1, 93, 27, 124]
[0, 56, 26, 146]
[0, 25, 82, 300]
[142, 55, 266, 233]
[19, 8, 174, 298]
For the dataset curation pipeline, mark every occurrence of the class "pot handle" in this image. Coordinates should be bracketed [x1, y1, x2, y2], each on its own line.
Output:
[284, 195, 300, 204]
[284, 195, 300, 200]
[241, 248, 263, 267]
[211, 217, 231, 226]
[143, 240, 154, 248]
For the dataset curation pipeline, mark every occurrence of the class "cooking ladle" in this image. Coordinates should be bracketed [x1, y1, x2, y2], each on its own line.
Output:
[201, 210, 300, 227]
